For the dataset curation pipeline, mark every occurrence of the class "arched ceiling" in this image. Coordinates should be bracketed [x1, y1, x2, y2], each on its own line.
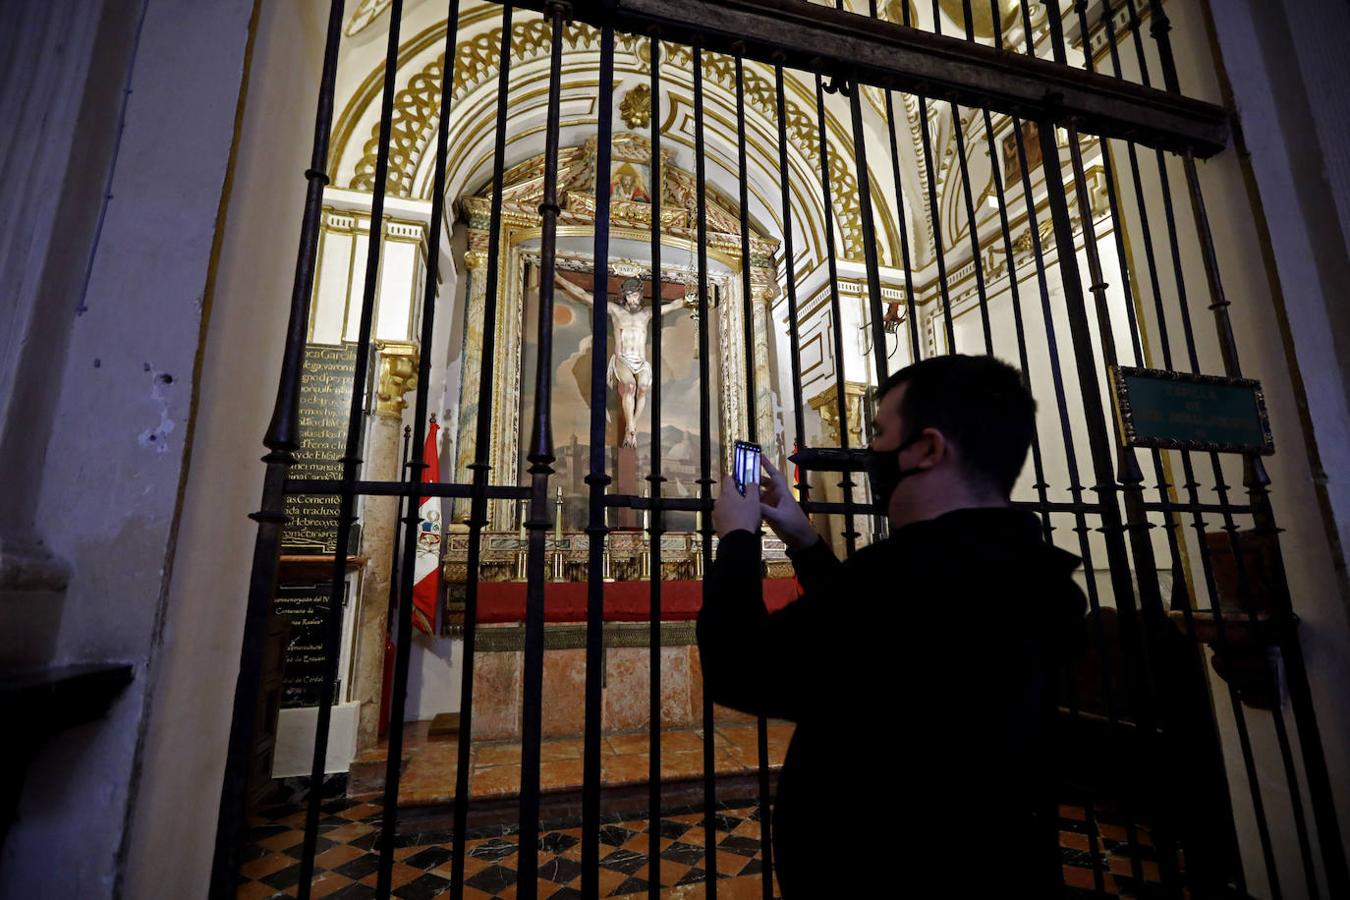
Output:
[328, 0, 1080, 297]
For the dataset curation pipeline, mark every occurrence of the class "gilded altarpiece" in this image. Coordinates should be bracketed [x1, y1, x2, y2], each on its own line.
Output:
[452, 133, 781, 528]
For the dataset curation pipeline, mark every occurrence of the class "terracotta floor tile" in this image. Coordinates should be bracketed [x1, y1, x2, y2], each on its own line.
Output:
[539, 758, 585, 790]
[308, 871, 355, 898]
[600, 753, 651, 785]
[715, 874, 773, 898]
[324, 821, 374, 843]
[476, 743, 523, 767]
[659, 750, 705, 780]
[257, 829, 304, 852]
[358, 860, 424, 889]
[313, 843, 366, 870]
[235, 882, 279, 900]
[606, 733, 651, 755]
[239, 852, 295, 880]
[1062, 864, 1104, 890]
[597, 866, 633, 895]
[539, 738, 585, 761]
[731, 818, 761, 841]
[338, 802, 384, 821]
[470, 763, 522, 796]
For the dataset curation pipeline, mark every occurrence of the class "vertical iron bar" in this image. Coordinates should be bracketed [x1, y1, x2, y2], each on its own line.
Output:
[647, 30, 665, 898]
[376, 1, 463, 893]
[386, 424, 413, 636]
[812, 74, 858, 553]
[1142, 130, 1281, 894]
[736, 56, 757, 435]
[1017, 0, 1035, 56]
[1006, 108, 1119, 899]
[300, 3, 403, 896]
[210, 2, 347, 895]
[922, 5, 957, 352]
[882, 87, 921, 361]
[845, 78, 890, 383]
[774, 63, 811, 503]
[915, 90, 955, 351]
[692, 46, 720, 896]
[516, 6, 568, 894]
[732, 53, 776, 899]
[1095, 77, 1247, 900]
[581, 23, 615, 898]
[450, 5, 516, 896]
[950, 100, 993, 354]
[984, 1, 1051, 543]
[1150, 1, 1349, 889]
[1063, 116, 1185, 891]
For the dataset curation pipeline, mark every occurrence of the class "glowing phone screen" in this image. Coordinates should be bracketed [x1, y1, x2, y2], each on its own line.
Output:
[733, 440, 762, 496]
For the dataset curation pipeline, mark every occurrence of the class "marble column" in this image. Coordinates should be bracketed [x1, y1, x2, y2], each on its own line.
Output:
[751, 284, 779, 465]
[452, 249, 486, 524]
[352, 340, 418, 750]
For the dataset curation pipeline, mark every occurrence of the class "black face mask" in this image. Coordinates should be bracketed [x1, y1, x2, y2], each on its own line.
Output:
[864, 433, 926, 514]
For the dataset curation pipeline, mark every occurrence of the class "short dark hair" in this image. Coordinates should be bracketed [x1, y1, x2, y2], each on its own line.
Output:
[877, 354, 1036, 497]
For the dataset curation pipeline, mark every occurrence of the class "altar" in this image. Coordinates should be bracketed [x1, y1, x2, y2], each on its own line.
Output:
[440, 528, 797, 742]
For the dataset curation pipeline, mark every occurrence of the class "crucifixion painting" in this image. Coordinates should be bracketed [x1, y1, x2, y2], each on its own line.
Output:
[554, 274, 686, 448]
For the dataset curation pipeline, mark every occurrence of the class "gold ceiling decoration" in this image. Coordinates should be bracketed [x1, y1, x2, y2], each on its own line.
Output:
[345, 21, 876, 262]
[459, 132, 781, 268]
[619, 84, 652, 129]
[350, 19, 595, 196]
[345, 0, 394, 37]
[936, 0, 1023, 38]
[661, 44, 873, 263]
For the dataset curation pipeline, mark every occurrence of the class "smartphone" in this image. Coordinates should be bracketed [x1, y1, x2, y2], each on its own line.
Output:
[733, 440, 762, 496]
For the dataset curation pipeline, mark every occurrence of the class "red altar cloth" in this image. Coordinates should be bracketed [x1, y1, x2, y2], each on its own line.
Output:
[474, 578, 803, 624]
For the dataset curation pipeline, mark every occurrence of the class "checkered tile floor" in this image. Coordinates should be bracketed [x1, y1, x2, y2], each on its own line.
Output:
[237, 793, 1167, 898]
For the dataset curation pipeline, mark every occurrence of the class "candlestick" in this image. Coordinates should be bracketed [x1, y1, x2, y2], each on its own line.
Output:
[517, 500, 526, 543]
[554, 485, 564, 542]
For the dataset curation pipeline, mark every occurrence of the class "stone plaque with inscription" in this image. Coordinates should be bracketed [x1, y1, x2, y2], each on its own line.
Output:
[275, 581, 345, 708]
[283, 343, 359, 553]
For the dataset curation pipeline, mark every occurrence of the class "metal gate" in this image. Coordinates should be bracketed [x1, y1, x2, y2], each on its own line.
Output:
[212, 1, 1349, 897]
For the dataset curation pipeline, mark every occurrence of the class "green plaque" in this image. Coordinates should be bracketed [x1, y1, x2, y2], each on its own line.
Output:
[1110, 366, 1273, 455]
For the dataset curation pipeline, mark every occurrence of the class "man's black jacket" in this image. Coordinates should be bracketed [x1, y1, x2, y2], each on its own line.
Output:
[697, 508, 1088, 895]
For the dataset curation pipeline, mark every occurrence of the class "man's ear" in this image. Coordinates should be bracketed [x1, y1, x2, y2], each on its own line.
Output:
[915, 427, 947, 469]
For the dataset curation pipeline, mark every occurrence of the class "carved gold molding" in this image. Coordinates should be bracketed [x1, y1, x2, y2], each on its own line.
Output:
[343, 21, 878, 262]
[808, 381, 869, 447]
[619, 83, 652, 129]
[374, 340, 419, 419]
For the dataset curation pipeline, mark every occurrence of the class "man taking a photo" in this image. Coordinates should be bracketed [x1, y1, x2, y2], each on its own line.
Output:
[698, 354, 1087, 895]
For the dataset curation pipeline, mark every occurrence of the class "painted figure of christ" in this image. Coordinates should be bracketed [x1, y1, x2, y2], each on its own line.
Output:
[554, 274, 684, 448]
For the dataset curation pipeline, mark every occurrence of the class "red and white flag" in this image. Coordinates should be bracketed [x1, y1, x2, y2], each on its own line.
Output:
[411, 417, 441, 635]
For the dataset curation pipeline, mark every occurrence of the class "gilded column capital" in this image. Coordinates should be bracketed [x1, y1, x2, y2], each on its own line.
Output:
[463, 249, 488, 271]
[374, 340, 419, 419]
[808, 381, 869, 447]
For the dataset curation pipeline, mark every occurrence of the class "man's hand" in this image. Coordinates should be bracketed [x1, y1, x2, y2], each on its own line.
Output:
[713, 474, 762, 538]
[758, 459, 818, 551]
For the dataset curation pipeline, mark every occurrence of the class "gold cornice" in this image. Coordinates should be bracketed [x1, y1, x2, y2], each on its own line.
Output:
[808, 381, 868, 447]
[374, 340, 419, 419]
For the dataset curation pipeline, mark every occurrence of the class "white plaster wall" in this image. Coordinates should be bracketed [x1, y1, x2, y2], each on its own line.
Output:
[1, 1, 258, 897]
[121, 1, 331, 897]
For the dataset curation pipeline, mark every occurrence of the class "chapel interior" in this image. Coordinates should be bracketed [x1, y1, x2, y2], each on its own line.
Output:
[3, 0, 1349, 898]
[245, 1, 1241, 894]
